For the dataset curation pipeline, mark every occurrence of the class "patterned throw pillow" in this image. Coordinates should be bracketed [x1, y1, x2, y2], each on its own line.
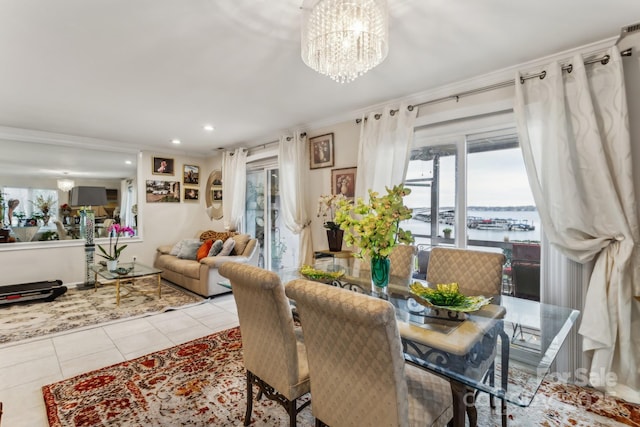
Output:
[199, 230, 236, 242]
[217, 237, 236, 257]
[196, 240, 214, 261]
[231, 234, 251, 256]
[208, 240, 224, 257]
[177, 240, 202, 260]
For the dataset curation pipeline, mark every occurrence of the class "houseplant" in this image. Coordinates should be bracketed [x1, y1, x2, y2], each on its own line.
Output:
[31, 194, 56, 226]
[334, 184, 414, 293]
[317, 193, 347, 251]
[97, 223, 135, 271]
[443, 227, 452, 239]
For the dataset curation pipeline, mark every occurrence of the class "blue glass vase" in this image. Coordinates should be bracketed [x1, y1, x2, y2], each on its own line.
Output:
[370, 256, 390, 297]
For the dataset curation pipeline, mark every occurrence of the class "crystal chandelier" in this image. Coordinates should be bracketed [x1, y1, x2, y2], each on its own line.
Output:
[301, 0, 389, 83]
[57, 179, 75, 192]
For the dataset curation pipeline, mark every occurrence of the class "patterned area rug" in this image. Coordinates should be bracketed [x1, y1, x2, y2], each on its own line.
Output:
[42, 327, 639, 427]
[0, 279, 202, 344]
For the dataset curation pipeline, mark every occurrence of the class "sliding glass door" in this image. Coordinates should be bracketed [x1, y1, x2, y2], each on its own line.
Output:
[245, 160, 298, 271]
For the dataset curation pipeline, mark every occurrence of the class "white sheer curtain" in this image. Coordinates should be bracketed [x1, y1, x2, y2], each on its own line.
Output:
[278, 133, 313, 266]
[222, 148, 247, 231]
[514, 47, 640, 402]
[355, 102, 417, 199]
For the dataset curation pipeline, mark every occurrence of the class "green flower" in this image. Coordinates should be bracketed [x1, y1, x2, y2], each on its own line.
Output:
[335, 184, 414, 259]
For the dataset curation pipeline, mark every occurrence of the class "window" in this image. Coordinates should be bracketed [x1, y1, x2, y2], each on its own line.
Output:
[404, 125, 541, 299]
[2, 187, 58, 226]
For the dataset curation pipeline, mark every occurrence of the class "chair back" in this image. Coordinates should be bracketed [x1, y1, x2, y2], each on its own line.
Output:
[219, 262, 307, 400]
[427, 247, 505, 297]
[285, 279, 409, 427]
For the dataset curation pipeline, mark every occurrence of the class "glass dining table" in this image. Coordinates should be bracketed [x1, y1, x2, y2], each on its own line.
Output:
[277, 262, 580, 427]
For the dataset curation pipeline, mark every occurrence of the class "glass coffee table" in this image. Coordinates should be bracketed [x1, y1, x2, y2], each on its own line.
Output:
[90, 262, 163, 306]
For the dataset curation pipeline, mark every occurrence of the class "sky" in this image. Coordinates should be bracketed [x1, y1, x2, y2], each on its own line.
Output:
[404, 147, 535, 209]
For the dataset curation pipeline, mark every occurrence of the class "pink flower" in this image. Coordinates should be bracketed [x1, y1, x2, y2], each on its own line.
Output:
[98, 223, 135, 261]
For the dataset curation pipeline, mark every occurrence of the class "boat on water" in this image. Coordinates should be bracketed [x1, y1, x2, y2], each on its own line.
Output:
[412, 209, 535, 231]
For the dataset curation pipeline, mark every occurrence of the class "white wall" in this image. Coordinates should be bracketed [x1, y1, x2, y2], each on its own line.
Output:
[305, 121, 360, 252]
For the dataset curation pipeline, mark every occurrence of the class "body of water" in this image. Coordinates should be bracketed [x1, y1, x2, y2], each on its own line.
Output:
[405, 209, 541, 243]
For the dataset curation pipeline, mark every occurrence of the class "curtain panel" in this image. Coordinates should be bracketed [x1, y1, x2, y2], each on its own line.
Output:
[222, 148, 247, 231]
[514, 47, 639, 402]
[278, 133, 314, 266]
[355, 102, 416, 200]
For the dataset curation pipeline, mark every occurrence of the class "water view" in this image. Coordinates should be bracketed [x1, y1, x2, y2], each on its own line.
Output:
[405, 208, 541, 243]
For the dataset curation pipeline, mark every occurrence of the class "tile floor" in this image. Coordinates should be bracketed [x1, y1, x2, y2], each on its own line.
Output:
[0, 293, 240, 427]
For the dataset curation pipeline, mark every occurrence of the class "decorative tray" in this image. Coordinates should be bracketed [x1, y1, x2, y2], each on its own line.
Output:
[114, 267, 133, 275]
[299, 265, 345, 283]
[408, 282, 492, 313]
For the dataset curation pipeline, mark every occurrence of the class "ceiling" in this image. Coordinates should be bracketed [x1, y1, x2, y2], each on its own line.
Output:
[0, 0, 639, 157]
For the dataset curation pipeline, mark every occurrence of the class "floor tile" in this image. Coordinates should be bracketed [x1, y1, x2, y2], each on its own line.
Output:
[166, 324, 215, 345]
[102, 317, 155, 340]
[197, 311, 239, 330]
[0, 354, 61, 389]
[113, 328, 173, 357]
[152, 311, 203, 335]
[59, 347, 126, 378]
[0, 339, 56, 369]
[52, 328, 116, 362]
[180, 301, 226, 318]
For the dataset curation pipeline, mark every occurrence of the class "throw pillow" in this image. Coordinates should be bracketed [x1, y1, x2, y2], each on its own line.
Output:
[231, 234, 251, 256]
[217, 237, 236, 257]
[196, 239, 214, 261]
[169, 239, 186, 256]
[177, 240, 202, 260]
[208, 239, 224, 257]
[199, 230, 236, 242]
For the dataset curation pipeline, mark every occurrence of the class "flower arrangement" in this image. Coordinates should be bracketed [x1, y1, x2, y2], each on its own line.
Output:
[31, 194, 56, 215]
[97, 223, 135, 261]
[317, 193, 347, 230]
[334, 184, 414, 259]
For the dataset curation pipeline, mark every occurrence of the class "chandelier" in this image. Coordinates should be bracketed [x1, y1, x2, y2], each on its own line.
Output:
[57, 179, 75, 192]
[301, 0, 389, 83]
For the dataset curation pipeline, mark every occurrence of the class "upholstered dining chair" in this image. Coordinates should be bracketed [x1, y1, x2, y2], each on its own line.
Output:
[356, 244, 418, 284]
[218, 263, 310, 426]
[285, 279, 452, 427]
[425, 247, 506, 425]
[426, 247, 505, 299]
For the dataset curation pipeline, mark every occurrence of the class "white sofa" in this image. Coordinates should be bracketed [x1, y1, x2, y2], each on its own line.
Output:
[154, 231, 259, 297]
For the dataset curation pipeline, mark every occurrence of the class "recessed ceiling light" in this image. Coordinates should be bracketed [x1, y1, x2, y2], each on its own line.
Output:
[125, 160, 132, 165]
[171, 139, 181, 144]
[203, 124, 215, 132]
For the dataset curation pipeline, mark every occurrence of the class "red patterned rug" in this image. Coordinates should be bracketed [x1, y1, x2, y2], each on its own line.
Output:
[43, 327, 639, 426]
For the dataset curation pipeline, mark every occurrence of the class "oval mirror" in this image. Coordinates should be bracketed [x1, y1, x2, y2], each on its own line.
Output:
[205, 170, 223, 220]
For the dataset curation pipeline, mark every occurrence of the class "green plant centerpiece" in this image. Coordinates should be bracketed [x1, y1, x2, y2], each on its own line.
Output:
[334, 184, 414, 294]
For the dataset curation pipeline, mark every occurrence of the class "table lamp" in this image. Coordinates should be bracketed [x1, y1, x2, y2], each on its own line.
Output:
[70, 186, 108, 289]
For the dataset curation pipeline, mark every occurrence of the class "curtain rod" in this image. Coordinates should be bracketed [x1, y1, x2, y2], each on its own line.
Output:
[355, 48, 633, 124]
[255, 132, 308, 150]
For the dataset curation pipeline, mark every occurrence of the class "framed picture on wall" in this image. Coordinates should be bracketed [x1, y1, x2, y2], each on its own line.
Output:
[184, 187, 199, 201]
[183, 164, 199, 185]
[331, 167, 357, 201]
[309, 133, 334, 169]
[152, 157, 175, 176]
[145, 180, 180, 203]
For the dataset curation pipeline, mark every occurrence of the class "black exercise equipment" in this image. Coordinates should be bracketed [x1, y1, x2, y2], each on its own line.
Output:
[0, 280, 67, 306]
